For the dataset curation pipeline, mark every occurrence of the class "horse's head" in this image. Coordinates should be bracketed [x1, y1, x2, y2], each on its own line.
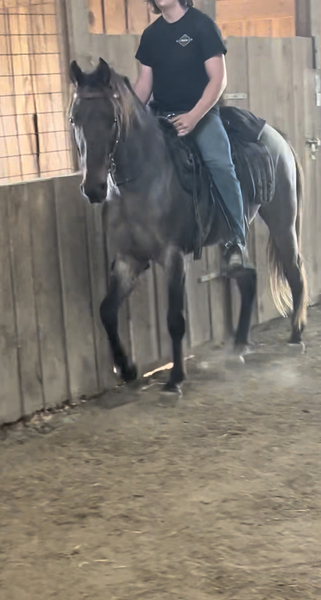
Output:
[69, 58, 124, 204]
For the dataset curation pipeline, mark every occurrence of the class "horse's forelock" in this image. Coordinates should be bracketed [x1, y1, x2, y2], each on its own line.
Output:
[70, 67, 140, 138]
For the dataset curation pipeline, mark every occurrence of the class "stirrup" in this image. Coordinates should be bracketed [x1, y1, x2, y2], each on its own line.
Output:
[221, 242, 250, 276]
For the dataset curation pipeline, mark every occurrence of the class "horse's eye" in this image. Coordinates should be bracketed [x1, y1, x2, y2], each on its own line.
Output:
[69, 117, 75, 126]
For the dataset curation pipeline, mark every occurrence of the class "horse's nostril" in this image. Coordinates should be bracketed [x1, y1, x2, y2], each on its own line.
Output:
[99, 182, 107, 197]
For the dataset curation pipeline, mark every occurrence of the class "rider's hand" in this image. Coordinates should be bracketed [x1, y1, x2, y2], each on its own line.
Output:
[170, 112, 200, 137]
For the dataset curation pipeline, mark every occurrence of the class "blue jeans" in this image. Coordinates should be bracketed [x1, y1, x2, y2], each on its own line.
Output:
[191, 107, 245, 245]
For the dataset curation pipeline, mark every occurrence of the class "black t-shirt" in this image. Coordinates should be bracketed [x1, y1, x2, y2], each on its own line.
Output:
[135, 7, 227, 113]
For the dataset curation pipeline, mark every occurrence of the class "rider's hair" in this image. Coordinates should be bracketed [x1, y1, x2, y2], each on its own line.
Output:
[146, 0, 194, 15]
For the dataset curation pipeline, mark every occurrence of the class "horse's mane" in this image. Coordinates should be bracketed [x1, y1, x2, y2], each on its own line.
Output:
[109, 69, 149, 136]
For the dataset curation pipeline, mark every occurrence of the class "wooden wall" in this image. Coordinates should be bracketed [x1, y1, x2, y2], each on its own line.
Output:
[0, 35, 320, 425]
[217, 0, 295, 38]
[86, 0, 296, 37]
[0, 172, 227, 424]
[87, 1, 216, 35]
[87, 0, 154, 34]
[0, 0, 73, 183]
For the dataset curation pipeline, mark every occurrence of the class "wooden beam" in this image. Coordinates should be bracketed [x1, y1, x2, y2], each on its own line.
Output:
[217, 0, 293, 21]
[295, 0, 321, 37]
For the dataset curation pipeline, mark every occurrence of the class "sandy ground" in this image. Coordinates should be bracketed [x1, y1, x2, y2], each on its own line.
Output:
[1, 306, 321, 600]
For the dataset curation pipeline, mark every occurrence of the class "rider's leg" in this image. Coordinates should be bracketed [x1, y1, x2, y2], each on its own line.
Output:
[192, 107, 246, 266]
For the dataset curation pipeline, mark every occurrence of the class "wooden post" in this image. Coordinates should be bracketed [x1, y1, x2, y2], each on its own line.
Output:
[197, 0, 216, 21]
[64, 0, 92, 68]
[295, 0, 321, 38]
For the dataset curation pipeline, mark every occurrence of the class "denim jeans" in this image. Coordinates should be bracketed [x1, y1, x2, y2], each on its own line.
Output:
[191, 107, 245, 245]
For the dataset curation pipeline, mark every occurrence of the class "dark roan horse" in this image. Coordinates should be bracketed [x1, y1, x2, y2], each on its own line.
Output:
[69, 58, 308, 392]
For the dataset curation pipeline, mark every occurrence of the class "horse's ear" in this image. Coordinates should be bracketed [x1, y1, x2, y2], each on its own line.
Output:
[70, 60, 84, 87]
[96, 58, 111, 86]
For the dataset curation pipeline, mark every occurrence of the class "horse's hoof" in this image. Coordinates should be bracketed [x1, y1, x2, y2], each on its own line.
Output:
[234, 344, 254, 357]
[287, 341, 306, 355]
[123, 363, 138, 383]
[225, 352, 245, 367]
[162, 381, 183, 396]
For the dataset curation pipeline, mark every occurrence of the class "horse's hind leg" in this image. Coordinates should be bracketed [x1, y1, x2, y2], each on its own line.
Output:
[100, 256, 142, 382]
[282, 244, 306, 344]
[233, 268, 257, 353]
[270, 229, 307, 344]
[163, 248, 186, 393]
[257, 128, 308, 345]
[259, 211, 308, 345]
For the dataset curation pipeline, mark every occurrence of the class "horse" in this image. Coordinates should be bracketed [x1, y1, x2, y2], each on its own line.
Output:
[69, 58, 308, 393]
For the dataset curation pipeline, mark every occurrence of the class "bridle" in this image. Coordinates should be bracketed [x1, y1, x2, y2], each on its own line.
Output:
[71, 89, 122, 180]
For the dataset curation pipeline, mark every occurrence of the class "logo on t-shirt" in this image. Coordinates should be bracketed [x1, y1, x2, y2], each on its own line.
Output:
[176, 34, 193, 47]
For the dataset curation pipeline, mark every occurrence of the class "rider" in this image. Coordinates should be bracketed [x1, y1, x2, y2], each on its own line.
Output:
[134, 0, 247, 270]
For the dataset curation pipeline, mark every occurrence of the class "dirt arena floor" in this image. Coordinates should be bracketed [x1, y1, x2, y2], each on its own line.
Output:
[1, 306, 321, 600]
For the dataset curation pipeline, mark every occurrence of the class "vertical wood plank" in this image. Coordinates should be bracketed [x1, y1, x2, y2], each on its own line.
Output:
[153, 263, 172, 362]
[316, 145, 321, 302]
[85, 203, 115, 390]
[225, 37, 249, 109]
[28, 179, 69, 410]
[90, 34, 140, 80]
[65, 0, 91, 69]
[295, 0, 317, 37]
[206, 247, 229, 344]
[7, 183, 45, 416]
[88, 0, 104, 34]
[195, 0, 216, 20]
[128, 268, 159, 372]
[103, 0, 126, 35]
[0, 185, 22, 424]
[127, 0, 150, 34]
[185, 254, 212, 348]
[54, 175, 98, 399]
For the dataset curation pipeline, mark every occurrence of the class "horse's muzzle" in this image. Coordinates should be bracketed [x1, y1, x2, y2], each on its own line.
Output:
[81, 181, 107, 204]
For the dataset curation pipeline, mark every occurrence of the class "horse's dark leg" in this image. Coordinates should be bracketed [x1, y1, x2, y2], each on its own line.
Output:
[164, 248, 186, 393]
[100, 257, 141, 382]
[233, 268, 257, 353]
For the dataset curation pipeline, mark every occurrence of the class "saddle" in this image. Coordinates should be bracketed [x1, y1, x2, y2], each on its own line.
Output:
[157, 105, 275, 260]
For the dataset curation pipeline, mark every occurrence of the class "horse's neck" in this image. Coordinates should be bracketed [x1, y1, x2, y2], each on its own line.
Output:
[114, 111, 167, 184]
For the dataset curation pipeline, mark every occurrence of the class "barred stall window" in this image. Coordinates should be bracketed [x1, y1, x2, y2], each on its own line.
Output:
[0, 0, 74, 183]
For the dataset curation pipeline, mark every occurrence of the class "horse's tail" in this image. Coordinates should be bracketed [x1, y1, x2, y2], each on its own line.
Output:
[267, 139, 308, 330]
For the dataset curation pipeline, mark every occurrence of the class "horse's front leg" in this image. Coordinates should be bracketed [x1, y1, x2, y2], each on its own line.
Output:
[233, 267, 257, 355]
[100, 256, 141, 382]
[164, 248, 186, 393]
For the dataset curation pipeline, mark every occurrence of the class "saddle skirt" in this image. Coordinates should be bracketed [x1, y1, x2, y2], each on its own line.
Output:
[158, 106, 276, 259]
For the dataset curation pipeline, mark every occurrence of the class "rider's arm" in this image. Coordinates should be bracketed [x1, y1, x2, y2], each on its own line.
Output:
[189, 55, 227, 123]
[133, 63, 153, 104]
